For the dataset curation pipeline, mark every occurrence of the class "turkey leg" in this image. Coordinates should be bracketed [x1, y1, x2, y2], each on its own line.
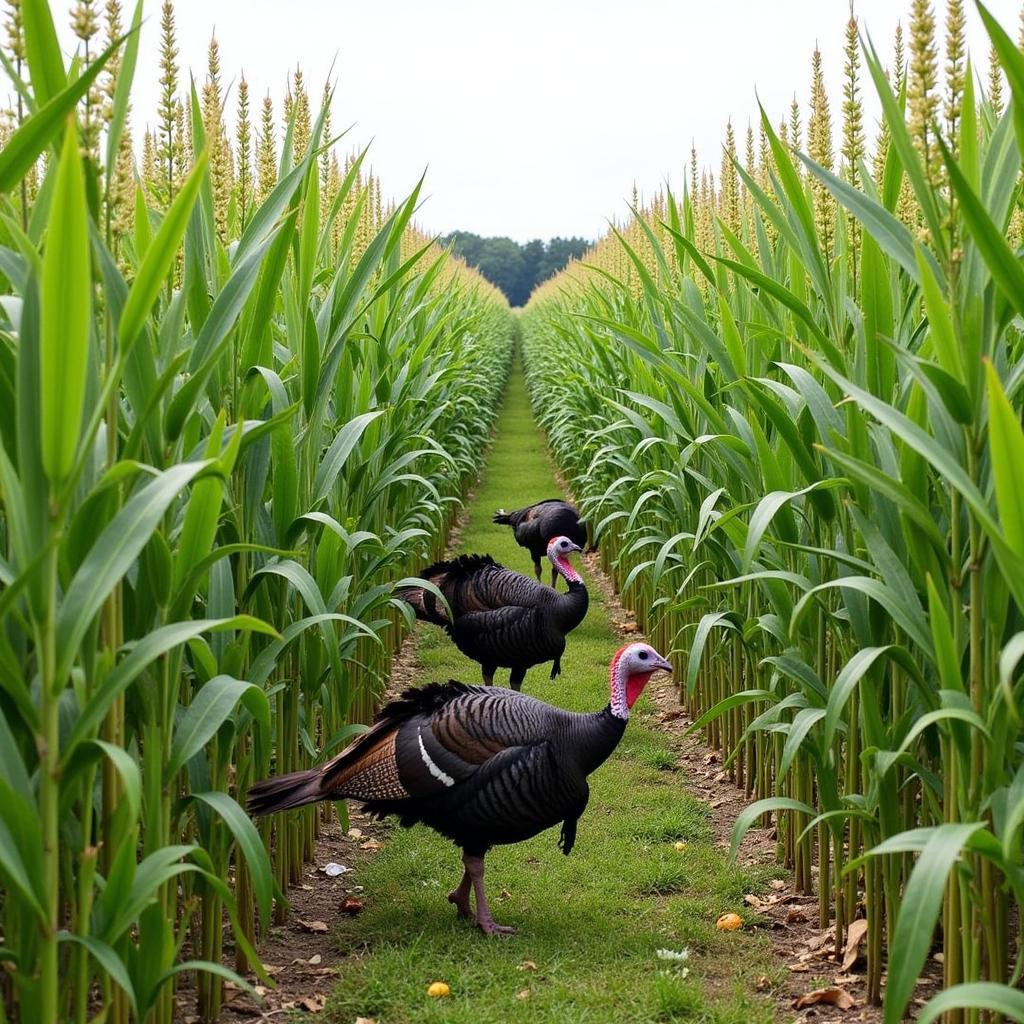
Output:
[447, 867, 472, 919]
[463, 852, 514, 936]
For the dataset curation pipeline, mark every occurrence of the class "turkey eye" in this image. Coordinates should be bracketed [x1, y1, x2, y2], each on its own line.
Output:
[639, 651, 648, 660]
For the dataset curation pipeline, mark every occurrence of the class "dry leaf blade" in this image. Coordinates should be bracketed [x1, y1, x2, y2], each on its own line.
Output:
[792, 986, 856, 1011]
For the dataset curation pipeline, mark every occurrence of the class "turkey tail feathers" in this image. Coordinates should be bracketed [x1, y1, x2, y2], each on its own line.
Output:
[396, 553, 498, 626]
[248, 768, 324, 815]
[493, 500, 565, 530]
[249, 680, 482, 816]
[394, 583, 449, 626]
[419, 553, 496, 581]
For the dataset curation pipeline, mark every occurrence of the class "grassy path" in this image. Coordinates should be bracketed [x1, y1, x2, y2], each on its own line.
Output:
[324, 359, 780, 1024]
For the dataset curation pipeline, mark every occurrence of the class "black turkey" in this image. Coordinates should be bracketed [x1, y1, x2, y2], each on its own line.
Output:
[396, 536, 588, 690]
[493, 498, 588, 587]
[248, 642, 672, 935]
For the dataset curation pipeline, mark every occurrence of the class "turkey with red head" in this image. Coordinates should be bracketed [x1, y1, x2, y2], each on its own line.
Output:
[395, 535, 587, 690]
[493, 498, 588, 588]
[248, 642, 672, 935]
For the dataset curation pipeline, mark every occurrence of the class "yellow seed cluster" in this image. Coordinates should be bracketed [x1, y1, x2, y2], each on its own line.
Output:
[531, 0, 1007, 307]
[113, 1, 502, 298]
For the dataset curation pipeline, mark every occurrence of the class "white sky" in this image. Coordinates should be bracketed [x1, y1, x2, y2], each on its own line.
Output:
[48, 0, 1021, 242]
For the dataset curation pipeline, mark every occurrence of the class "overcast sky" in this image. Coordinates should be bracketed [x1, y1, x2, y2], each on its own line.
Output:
[49, 0, 1020, 242]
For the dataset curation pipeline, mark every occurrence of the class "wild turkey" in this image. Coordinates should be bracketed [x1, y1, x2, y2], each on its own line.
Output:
[493, 499, 588, 587]
[248, 642, 672, 935]
[396, 536, 588, 690]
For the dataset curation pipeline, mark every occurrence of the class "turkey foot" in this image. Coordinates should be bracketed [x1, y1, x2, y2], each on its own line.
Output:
[447, 868, 472, 919]
[477, 914, 515, 936]
[462, 853, 514, 937]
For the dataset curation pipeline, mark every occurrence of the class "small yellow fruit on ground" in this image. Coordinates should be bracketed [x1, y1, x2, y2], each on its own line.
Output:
[427, 982, 451, 998]
[673, 841, 687, 852]
[716, 913, 743, 931]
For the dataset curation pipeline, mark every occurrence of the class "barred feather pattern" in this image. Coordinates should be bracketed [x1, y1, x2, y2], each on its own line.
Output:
[250, 679, 627, 857]
[394, 554, 589, 686]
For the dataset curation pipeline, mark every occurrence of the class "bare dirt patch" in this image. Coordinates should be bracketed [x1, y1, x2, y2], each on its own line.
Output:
[173, 809, 389, 1022]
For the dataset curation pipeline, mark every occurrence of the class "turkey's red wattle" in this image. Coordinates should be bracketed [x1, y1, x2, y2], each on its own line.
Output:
[555, 555, 582, 584]
[626, 671, 654, 708]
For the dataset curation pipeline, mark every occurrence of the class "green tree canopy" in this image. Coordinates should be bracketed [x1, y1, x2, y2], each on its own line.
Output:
[441, 232, 589, 305]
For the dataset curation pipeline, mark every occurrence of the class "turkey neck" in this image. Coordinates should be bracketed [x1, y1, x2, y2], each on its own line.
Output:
[551, 568, 589, 631]
[562, 705, 627, 777]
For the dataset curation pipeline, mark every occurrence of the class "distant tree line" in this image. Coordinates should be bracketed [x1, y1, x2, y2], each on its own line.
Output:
[440, 232, 590, 306]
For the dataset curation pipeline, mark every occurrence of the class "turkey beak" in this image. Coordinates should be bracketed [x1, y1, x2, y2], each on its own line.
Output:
[569, 542, 582, 553]
[654, 655, 673, 675]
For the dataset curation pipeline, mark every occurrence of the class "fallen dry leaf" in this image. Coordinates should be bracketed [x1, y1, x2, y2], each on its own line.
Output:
[360, 839, 383, 851]
[518, 960, 538, 971]
[841, 918, 868, 972]
[743, 893, 765, 910]
[792, 986, 856, 1011]
[340, 895, 364, 915]
[347, 827, 363, 839]
[786, 909, 808, 924]
[755, 975, 772, 992]
[354, 1018, 376, 1024]
[515, 989, 530, 1001]
[298, 919, 329, 933]
[805, 929, 833, 952]
[298, 993, 326, 1012]
[769, 879, 787, 891]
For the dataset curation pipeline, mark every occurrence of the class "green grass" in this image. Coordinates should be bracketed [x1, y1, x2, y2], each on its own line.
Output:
[324, 358, 781, 1024]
